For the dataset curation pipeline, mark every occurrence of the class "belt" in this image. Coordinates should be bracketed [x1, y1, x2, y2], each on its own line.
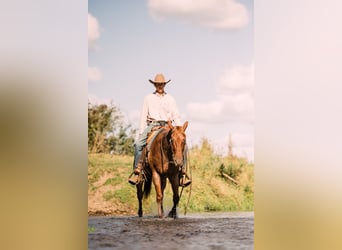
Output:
[147, 120, 167, 126]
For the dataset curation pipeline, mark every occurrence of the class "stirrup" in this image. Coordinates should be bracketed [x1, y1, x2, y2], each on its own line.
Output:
[180, 175, 192, 187]
[128, 171, 144, 185]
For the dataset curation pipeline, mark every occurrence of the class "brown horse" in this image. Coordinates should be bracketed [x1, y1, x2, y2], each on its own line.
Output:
[136, 120, 188, 218]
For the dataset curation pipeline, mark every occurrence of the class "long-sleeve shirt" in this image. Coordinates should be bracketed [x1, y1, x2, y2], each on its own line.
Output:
[139, 92, 181, 134]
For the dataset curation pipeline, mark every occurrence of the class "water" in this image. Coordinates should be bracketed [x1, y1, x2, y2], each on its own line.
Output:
[88, 212, 254, 250]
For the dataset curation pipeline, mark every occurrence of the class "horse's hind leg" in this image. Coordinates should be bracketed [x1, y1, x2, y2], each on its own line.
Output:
[137, 183, 143, 217]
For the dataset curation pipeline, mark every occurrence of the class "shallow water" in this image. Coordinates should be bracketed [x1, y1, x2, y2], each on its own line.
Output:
[88, 212, 254, 250]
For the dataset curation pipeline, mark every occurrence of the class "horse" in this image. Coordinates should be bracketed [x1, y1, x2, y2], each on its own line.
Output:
[136, 120, 188, 218]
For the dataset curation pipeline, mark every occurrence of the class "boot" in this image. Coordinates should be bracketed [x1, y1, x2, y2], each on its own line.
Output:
[134, 161, 143, 175]
[128, 161, 143, 185]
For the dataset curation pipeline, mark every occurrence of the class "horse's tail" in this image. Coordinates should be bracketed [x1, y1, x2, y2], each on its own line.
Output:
[143, 177, 152, 199]
[143, 166, 152, 198]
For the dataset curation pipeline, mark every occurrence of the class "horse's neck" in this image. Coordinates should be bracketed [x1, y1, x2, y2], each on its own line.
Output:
[154, 129, 171, 159]
[161, 129, 171, 149]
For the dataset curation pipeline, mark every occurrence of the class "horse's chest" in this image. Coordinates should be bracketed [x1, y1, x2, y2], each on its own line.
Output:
[150, 161, 177, 175]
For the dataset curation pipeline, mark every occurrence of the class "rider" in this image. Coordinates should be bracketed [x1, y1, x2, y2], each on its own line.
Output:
[128, 73, 191, 187]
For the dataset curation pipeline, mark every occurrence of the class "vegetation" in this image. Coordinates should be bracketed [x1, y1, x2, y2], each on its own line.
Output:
[88, 102, 136, 154]
[88, 139, 254, 215]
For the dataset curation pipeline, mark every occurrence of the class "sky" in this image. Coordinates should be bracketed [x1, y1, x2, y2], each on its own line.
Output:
[88, 0, 254, 162]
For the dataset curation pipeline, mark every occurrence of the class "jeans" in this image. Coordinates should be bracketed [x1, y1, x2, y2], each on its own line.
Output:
[133, 123, 156, 170]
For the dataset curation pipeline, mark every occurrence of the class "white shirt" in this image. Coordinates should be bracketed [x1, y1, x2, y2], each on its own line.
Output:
[139, 92, 181, 134]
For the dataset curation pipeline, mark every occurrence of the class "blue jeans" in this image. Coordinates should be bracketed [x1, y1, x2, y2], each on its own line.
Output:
[133, 123, 156, 170]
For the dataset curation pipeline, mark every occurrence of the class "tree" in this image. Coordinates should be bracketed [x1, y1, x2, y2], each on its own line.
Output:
[108, 125, 135, 155]
[228, 133, 233, 158]
[199, 137, 214, 154]
[88, 102, 136, 154]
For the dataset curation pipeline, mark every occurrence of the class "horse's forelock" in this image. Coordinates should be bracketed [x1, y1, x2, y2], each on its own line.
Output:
[170, 127, 186, 143]
[173, 126, 185, 134]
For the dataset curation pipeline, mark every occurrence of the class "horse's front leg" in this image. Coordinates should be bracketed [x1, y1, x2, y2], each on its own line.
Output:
[168, 174, 180, 219]
[160, 177, 167, 217]
[152, 171, 163, 218]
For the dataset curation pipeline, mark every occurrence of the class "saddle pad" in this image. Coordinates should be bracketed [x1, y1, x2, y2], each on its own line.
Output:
[146, 127, 165, 152]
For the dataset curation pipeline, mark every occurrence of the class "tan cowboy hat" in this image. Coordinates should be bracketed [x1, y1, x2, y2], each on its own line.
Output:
[148, 73, 171, 84]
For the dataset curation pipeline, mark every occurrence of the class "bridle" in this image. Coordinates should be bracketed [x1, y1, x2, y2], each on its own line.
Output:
[167, 128, 185, 167]
[160, 127, 185, 169]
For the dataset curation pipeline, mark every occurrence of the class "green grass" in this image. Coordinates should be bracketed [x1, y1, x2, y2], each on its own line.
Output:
[88, 149, 254, 215]
[88, 226, 95, 233]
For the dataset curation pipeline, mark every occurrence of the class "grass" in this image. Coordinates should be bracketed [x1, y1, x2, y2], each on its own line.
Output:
[88, 226, 95, 233]
[88, 148, 254, 215]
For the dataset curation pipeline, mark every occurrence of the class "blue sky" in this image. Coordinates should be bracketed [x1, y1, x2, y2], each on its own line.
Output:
[88, 0, 254, 161]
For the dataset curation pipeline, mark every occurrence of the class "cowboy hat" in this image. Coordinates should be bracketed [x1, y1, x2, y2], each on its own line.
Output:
[148, 73, 171, 84]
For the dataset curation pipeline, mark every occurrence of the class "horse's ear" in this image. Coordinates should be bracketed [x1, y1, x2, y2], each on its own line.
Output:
[182, 121, 188, 131]
[167, 120, 174, 129]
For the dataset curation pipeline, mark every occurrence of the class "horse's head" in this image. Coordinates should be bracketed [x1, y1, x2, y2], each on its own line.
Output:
[167, 120, 188, 167]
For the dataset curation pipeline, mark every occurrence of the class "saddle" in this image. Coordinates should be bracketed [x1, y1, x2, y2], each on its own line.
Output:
[146, 126, 165, 152]
[133, 126, 166, 181]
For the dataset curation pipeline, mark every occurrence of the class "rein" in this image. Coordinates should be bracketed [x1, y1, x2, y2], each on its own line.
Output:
[160, 128, 176, 168]
[167, 128, 177, 165]
[182, 145, 192, 215]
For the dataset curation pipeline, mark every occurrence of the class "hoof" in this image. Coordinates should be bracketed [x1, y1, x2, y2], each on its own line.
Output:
[167, 210, 178, 219]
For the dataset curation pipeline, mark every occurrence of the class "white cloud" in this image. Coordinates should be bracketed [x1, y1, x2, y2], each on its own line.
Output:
[221, 93, 254, 121]
[88, 13, 100, 49]
[217, 64, 254, 94]
[88, 66, 102, 82]
[185, 64, 254, 161]
[148, 0, 249, 30]
[187, 64, 254, 123]
[187, 100, 223, 121]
